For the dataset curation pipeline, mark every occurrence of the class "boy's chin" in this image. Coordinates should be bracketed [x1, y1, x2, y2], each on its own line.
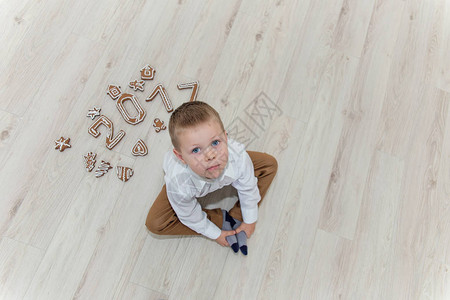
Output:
[204, 168, 223, 179]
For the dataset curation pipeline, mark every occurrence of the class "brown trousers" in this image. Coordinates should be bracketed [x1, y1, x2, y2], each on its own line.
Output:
[145, 151, 278, 236]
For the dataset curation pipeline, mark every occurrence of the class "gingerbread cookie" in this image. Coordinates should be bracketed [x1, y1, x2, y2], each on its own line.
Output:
[116, 93, 146, 125]
[177, 81, 199, 102]
[153, 118, 166, 132]
[140, 64, 155, 80]
[131, 139, 148, 156]
[116, 166, 134, 182]
[145, 84, 173, 112]
[87, 107, 101, 120]
[107, 84, 122, 100]
[88, 115, 126, 150]
[95, 160, 112, 178]
[55, 137, 71, 152]
[129, 80, 145, 91]
[83, 152, 97, 172]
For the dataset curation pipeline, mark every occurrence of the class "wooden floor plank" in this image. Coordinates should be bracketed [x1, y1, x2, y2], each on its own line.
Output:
[436, 0, 450, 92]
[318, 0, 405, 239]
[0, 0, 90, 116]
[258, 50, 359, 299]
[332, 0, 377, 58]
[23, 151, 132, 299]
[419, 90, 450, 299]
[388, 87, 448, 299]
[338, 150, 404, 299]
[202, 0, 274, 114]
[174, 0, 243, 88]
[0, 238, 44, 300]
[1, 34, 105, 243]
[0, 109, 21, 167]
[121, 282, 168, 300]
[0, 0, 34, 69]
[276, 0, 345, 122]
[376, 0, 445, 158]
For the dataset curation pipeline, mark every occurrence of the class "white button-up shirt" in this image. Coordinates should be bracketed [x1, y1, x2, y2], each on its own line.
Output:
[163, 138, 261, 239]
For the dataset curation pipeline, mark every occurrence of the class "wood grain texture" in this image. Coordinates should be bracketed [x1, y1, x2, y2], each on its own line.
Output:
[121, 282, 168, 300]
[376, 0, 444, 158]
[0, 109, 21, 167]
[1, 0, 450, 299]
[387, 87, 448, 299]
[258, 51, 359, 299]
[303, 150, 404, 299]
[332, 0, 377, 58]
[276, 0, 345, 122]
[436, 0, 450, 92]
[319, 0, 405, 239]
[1, 34, 105, 243]
[0, 238, 44, 300]
[0, 0, 90, 116]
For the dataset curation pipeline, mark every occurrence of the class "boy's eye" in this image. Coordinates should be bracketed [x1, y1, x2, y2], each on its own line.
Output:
[212, 140, 220, 146]
[192, 147, 200, 154]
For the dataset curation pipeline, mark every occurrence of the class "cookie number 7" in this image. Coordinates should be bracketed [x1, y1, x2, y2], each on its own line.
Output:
[88, 115, 126, 150]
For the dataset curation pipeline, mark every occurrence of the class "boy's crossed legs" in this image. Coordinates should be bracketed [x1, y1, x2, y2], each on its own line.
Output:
[145, 151, 278, 252]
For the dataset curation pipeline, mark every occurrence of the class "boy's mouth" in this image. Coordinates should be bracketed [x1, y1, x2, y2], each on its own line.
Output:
[206, 164, 220, 171]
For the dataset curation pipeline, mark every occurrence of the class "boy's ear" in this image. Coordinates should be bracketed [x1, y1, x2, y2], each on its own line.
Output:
[173, 148, 186, 164]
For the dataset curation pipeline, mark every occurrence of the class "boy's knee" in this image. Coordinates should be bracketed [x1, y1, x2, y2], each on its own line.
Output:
[145, 217, 164, 235]
[266, 154, 278, 175]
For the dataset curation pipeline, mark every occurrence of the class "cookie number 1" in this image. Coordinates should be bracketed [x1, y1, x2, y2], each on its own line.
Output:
[88, 115, 126, 150]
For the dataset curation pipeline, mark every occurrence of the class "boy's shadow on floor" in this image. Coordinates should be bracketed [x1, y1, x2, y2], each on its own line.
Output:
[148, 186, 239, 241]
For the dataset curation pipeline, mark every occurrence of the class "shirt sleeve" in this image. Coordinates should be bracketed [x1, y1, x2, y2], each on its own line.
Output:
[231, 151, 261, 224]
[165, 175, 221, 240]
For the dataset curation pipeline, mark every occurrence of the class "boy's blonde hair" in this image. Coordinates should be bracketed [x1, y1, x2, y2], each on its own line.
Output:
[169, 101, 225, 150]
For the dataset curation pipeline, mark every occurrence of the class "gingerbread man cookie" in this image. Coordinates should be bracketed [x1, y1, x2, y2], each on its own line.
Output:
[140, 64, 155, 80]
[177, 81, 199, 102]
[146, 84, 173, 112]
[107, 84, 122, 100]
[129, 80, 145, 92]
[55, 137, 71, 152]
[95, 160, 112, 178]
[153, 118, 166, 132]
[116, 166, 134, 182]
[83, 152, 97, 172]
[131, 139, 148, 156]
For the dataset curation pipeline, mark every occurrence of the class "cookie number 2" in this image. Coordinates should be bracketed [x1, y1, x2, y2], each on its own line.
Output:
[88, 115, 126, 150]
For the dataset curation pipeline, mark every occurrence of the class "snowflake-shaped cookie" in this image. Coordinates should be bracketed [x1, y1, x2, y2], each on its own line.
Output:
[55, 137, 71, 152]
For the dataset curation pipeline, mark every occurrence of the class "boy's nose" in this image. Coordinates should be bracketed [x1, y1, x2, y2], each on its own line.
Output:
[205, 147, 216, 161]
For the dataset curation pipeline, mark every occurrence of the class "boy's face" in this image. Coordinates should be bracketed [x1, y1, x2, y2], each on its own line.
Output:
[173, 119, 228, 179]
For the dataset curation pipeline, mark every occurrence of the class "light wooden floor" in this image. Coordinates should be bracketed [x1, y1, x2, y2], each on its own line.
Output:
[1, 0, 450, 299]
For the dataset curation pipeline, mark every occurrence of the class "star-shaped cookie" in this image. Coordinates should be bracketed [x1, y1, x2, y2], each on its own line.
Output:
[55, 137, 71, 152]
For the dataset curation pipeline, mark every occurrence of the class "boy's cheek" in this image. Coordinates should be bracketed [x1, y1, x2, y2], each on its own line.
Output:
[190, 156, 207, 169]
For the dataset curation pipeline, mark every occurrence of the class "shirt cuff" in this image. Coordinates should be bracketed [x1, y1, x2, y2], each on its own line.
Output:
[241, 206, 258, 224]
[204, 221, 222, 240]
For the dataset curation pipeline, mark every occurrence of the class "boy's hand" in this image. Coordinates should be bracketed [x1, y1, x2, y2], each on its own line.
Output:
[215, 230, 236, 247]
[235, 222, 256, 238]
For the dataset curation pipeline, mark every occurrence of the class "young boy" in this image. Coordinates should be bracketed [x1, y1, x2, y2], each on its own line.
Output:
[145, 101, 277, 254]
